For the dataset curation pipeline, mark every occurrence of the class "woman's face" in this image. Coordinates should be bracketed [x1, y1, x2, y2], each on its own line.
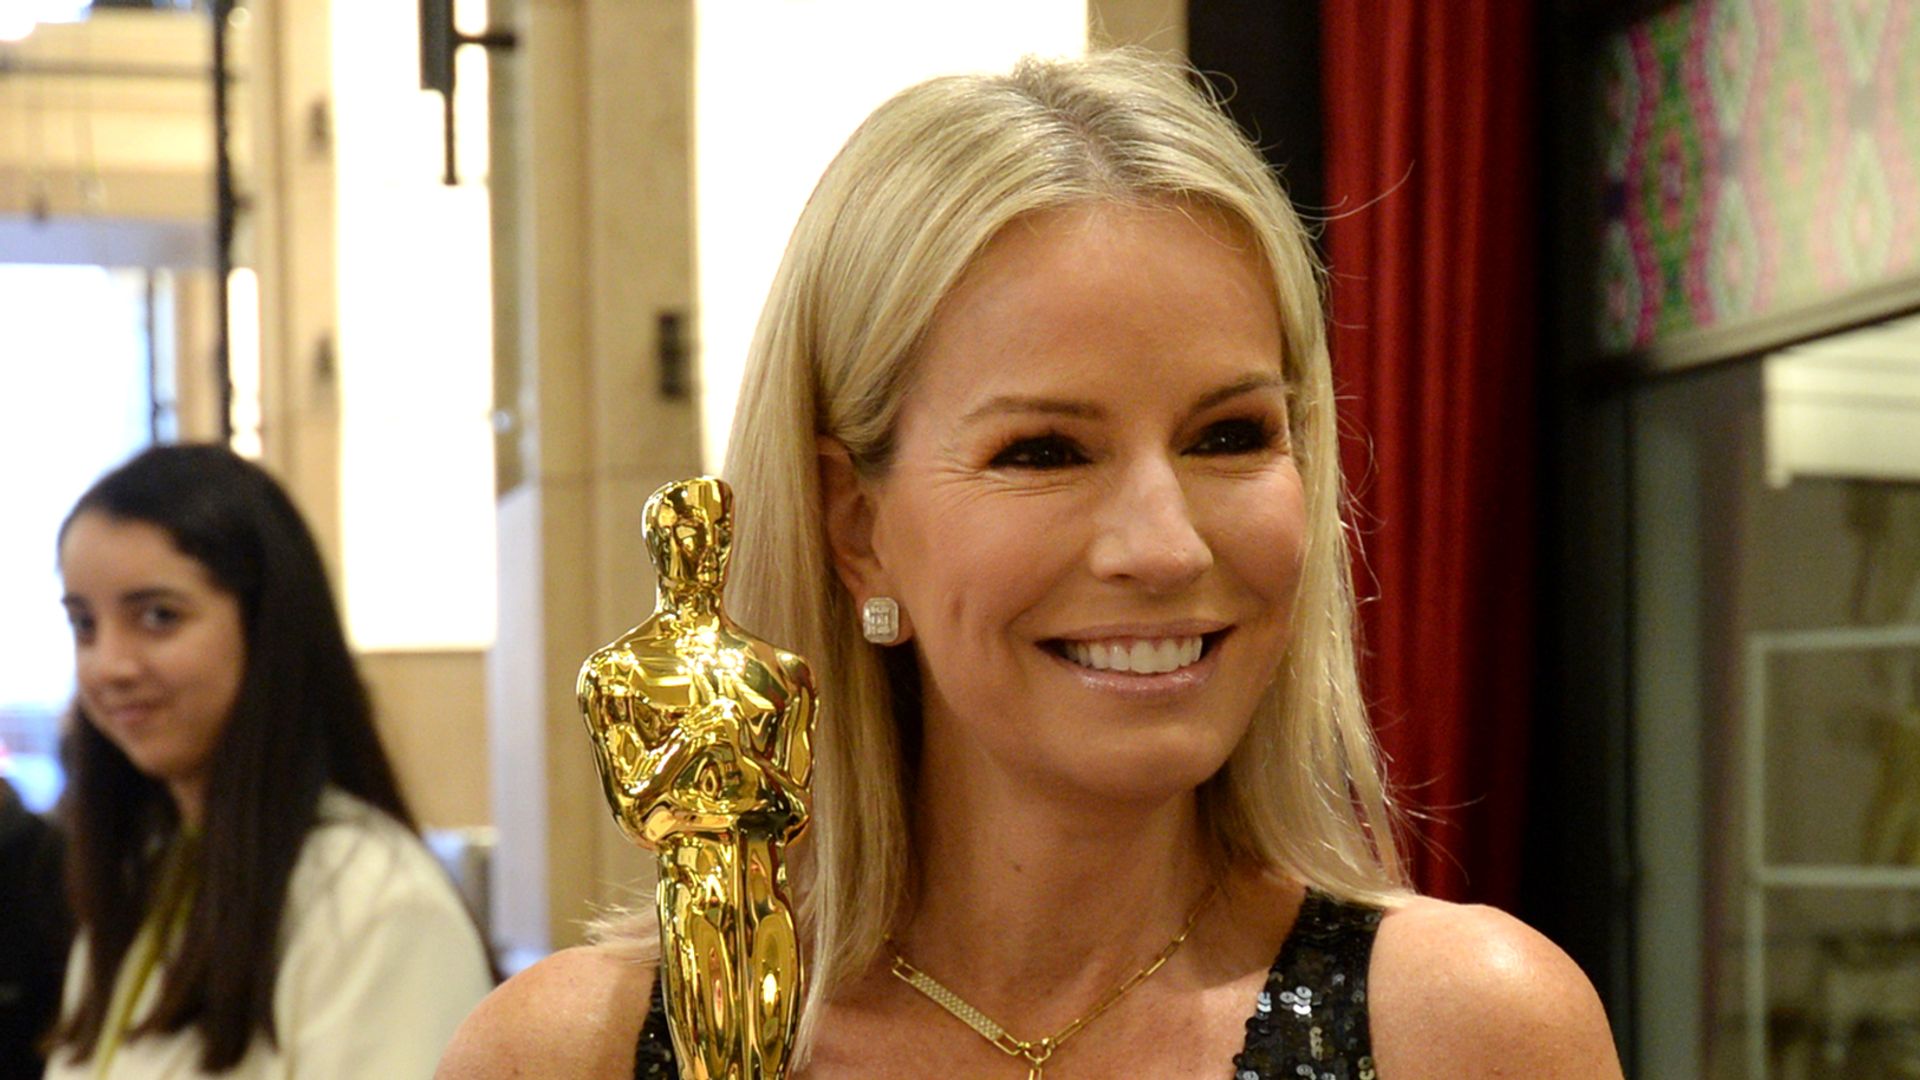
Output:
[859, 202, 1307, 806]
[60, 512, 247, 821]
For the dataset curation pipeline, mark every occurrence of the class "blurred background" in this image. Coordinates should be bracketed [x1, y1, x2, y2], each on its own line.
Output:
[2, 1, 1917, 1076]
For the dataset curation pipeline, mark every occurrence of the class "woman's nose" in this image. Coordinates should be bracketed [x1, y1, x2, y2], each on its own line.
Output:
[1087, 458, 1213, 590]
[80, 624, 142, 685]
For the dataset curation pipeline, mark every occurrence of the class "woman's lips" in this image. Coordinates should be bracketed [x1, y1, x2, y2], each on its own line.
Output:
[97, 701, 162, 728]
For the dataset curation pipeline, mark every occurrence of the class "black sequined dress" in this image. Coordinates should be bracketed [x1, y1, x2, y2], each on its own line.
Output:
[633, 890, 1381, 1079]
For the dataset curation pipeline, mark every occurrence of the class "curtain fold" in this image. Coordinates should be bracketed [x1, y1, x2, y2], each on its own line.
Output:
[1322, 3, 1537, 906]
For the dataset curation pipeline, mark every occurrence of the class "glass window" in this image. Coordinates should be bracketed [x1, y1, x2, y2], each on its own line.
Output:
[0, 263, 153, 811]
[1632, 313, 1920, 1079]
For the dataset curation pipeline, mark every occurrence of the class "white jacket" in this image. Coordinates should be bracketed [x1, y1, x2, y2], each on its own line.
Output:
[47, 790, 493, 1079]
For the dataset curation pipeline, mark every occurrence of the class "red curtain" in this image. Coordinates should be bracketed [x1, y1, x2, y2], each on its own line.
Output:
[1322, 5, 1537, 906]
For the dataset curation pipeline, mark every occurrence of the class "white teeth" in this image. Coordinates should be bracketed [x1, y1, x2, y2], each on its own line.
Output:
[1062, 636, 1205, 674]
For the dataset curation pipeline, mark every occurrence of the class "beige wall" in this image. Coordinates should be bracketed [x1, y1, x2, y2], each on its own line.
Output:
[245, 0, 492, 836]
[485, 0, 701, 956]
[165, 270, 225, 440]
[1091, 0, 1186, 54]
[246, 0, 343, 589]
[361, 651, 491, 827]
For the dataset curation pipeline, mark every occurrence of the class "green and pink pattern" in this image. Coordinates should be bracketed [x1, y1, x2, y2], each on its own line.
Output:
[1599, 0, 1920, 352]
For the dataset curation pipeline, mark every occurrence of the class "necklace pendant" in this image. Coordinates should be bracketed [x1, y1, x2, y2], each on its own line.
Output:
[1027, 1066, 1043, 1080]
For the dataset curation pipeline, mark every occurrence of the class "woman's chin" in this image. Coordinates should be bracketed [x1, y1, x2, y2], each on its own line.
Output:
[1015, 735, 1237, 815]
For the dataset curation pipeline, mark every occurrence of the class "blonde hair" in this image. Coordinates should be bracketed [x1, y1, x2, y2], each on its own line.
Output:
[613, 49, 1406, 1054]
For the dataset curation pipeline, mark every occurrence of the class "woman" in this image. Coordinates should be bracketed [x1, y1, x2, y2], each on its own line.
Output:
[48, 445, 493, 1077]
[441, 52, 1623, 1078]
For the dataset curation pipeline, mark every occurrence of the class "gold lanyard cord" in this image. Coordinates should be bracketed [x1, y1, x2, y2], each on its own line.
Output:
[95, 831, 201, 1078]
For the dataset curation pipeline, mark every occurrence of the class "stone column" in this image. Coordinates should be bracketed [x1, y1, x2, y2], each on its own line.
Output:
[487, 0, 701, 960]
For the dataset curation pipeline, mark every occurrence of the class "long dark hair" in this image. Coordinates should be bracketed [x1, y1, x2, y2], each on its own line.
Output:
[52, 444, 414, 1072]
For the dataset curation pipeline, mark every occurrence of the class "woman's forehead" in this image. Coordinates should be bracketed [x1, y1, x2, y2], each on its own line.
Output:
[907, 204, 1284, 390]
[60, 513, 215, 597]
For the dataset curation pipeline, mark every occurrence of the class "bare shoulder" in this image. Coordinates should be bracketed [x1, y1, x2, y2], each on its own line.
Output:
[436, 946, 655, 1080]
[1368, 897, 1623, 1079]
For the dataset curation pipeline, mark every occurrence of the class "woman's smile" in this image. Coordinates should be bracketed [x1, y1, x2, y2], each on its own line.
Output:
[1041, 630, 1230, 704]
[94, 699, 164, 729]
[1056, 635, 1206, 675]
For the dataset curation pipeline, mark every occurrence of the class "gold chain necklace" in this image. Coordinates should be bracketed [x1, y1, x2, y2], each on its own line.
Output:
[888, 882, 1219, 1079]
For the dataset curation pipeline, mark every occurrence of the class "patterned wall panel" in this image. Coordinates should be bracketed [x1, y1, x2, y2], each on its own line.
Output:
[1599, 0, 1920, 353]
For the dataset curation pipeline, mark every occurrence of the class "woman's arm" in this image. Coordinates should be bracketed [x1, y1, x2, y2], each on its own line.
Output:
[1368, 898, 1625, 1079]
[436, 948, 655, 1080]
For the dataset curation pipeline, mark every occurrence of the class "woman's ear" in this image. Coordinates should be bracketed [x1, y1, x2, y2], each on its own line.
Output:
[819, 437, 914, 645]
[818, 437, 885, 598]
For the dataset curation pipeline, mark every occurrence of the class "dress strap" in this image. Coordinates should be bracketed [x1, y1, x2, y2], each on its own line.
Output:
[632, 976, 679, 1080]
[1231, 889, 1384, 1080]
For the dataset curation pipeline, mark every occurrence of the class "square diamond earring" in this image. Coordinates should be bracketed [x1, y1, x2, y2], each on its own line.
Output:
[861, 596, 900, 644]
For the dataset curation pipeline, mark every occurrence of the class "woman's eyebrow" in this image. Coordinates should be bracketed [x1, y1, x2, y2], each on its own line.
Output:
[119, 586, 191, 606]
[959, 373, 1285, 427]
[959, 395, 1104, 426]
[60, 588, 193, 615]
[1189, 373, 1286, 413]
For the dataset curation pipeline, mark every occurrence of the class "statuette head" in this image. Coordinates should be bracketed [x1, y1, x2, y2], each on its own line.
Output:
[645, 477, 733, 594]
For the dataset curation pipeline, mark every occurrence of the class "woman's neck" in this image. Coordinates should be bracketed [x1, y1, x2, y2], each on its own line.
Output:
[896, 750, 1218, 1023]
[168, 775, 208, 831]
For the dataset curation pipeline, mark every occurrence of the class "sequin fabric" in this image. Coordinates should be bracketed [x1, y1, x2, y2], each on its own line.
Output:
[633, 980, 676, 1080]
[632, 890, 1382, 1079]
[1232, 890, 1383, 1080]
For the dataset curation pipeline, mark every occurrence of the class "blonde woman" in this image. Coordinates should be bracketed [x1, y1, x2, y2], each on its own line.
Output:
[440, 52, 1623, 1079]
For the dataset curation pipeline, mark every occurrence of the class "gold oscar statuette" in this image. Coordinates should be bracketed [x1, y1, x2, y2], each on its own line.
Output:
[578, 477, 816, 1079]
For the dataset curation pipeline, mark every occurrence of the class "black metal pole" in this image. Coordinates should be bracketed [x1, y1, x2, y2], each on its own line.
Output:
[212, 0, 236, 443]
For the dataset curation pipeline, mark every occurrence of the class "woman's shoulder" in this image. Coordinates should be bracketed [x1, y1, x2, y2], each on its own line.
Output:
[1366, 896, 1623, 1079]
[282, 790, 490, 978]
[436, 946, 655, 1080]
[293, 790, 454, 906]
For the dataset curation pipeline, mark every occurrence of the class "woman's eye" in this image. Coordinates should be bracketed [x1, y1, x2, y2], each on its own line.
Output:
[139, 606, 182, 632]
[989, 434, 1088, 470]
[67, 615, 95, 642]
[1188, 418, 1277, 457]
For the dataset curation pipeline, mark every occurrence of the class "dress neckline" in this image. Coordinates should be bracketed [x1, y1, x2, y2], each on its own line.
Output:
[632, 888, 1385, 1080]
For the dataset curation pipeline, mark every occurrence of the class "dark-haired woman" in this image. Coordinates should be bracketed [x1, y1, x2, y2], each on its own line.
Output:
[45, 444, 493, 1078]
